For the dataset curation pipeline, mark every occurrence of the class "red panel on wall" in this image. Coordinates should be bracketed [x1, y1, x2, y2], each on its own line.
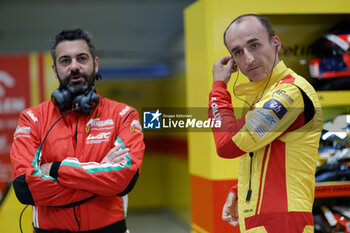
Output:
[0, 54, 30, 205]
[191, 174, 239, 233]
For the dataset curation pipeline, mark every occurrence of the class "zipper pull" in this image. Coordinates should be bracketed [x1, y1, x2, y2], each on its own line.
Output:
[246, 189, 252, 202]
[246, 152, 254, 202]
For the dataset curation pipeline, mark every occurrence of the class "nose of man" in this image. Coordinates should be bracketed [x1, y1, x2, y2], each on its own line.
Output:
[70, 59, 80, 73]
[245, 50, 255, 66]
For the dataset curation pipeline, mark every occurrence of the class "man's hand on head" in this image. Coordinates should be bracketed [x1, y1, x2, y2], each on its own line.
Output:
[213, 56, 238, 84]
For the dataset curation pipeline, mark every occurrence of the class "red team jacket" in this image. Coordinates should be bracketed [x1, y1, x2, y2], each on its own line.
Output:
[11, 96, 144, 231]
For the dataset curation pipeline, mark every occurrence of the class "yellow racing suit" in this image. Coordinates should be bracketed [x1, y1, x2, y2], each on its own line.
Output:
[209, 61, 322, 233]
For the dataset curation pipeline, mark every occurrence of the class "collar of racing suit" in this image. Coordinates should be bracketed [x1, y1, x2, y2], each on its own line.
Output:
[234, 61, 288, 110]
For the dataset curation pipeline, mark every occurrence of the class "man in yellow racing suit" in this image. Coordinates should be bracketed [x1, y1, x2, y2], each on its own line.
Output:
[208, 14, 322, 233]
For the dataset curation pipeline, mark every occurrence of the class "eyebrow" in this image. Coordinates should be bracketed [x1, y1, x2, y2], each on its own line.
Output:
[231, 38, 259, 53]
[58, 52, 90, 61]
[76, 52, 90, 57]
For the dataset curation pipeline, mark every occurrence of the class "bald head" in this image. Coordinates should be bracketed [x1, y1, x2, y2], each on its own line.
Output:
[224, 14, 275, 48]
[222, 14, 281, 82]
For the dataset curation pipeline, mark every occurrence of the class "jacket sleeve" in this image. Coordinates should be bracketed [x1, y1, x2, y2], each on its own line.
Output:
[209, 80, 305, 158]
[11, 112, 95, 207]
[54, 110, 145, 196]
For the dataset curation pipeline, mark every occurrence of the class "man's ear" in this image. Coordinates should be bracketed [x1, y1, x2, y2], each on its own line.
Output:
[52, 64, 59, 79]
[94, 56, 99, 73]
[273, 36, 281, 52]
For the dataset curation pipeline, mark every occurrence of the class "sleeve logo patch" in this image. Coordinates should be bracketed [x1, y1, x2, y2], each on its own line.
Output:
[272, 90, 294, 104]
[248, 118, 267, 138]
[263, 99, 287, 120]
[131, 120, 143, 134]
[26, 110, 38, 123]
[252, 109, 278, 131]
[119, 106, 131, 116]
[14, 125, 31, 138]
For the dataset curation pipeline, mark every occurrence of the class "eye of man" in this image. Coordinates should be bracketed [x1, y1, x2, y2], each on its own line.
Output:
[251, 43, 259, 49]
[77, 55, 89, 63]
[59, 57, 71, 66]
[234, 49, 243, 57]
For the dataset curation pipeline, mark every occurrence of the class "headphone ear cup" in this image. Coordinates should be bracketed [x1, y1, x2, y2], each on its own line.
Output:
[89, 91, 100, 110]
[73, 91, 100, 113]
[51, 88, 73, 111]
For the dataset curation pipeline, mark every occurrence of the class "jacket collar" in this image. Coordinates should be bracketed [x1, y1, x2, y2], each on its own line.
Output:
[233, 61, 288, 107]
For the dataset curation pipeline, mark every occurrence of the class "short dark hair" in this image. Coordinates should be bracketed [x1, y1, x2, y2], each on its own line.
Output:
[51, 28, 96, 63]
[223, 14, 275, 48]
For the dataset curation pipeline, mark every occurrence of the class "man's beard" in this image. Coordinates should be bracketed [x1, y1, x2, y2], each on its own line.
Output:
[59, 70, 95, 96]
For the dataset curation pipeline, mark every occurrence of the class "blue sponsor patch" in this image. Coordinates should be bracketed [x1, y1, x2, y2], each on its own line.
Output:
[263, 99, 287, 120]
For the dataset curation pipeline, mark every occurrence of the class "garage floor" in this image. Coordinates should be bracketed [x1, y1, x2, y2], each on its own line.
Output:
[127, 209, 190, 233]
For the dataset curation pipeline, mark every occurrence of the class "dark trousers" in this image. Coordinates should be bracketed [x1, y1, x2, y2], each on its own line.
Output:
[34, 219, 127, 233]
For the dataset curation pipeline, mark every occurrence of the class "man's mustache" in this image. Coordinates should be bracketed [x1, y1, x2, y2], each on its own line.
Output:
[67, 71, 88, 80]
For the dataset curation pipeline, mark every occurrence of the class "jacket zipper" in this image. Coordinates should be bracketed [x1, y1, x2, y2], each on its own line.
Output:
[73, 118, 80, 229]
[75, 118, 78, 142]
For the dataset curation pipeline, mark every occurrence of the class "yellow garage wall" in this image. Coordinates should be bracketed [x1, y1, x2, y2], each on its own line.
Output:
[128, 152, 190, 223]
[97, 73, 187, 110]
[0, 187, 32, 233]
[98, 74, 190, 224]
[164, 153, 190, 223]
[184, 0, 241, 181]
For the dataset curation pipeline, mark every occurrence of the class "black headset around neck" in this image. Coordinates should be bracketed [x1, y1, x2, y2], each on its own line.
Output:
[51, 74, 101, 114]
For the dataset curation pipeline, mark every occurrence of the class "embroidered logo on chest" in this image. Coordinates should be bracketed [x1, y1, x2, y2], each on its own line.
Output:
[86, 118, 114, 132]
[86, 132, 111, 144]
